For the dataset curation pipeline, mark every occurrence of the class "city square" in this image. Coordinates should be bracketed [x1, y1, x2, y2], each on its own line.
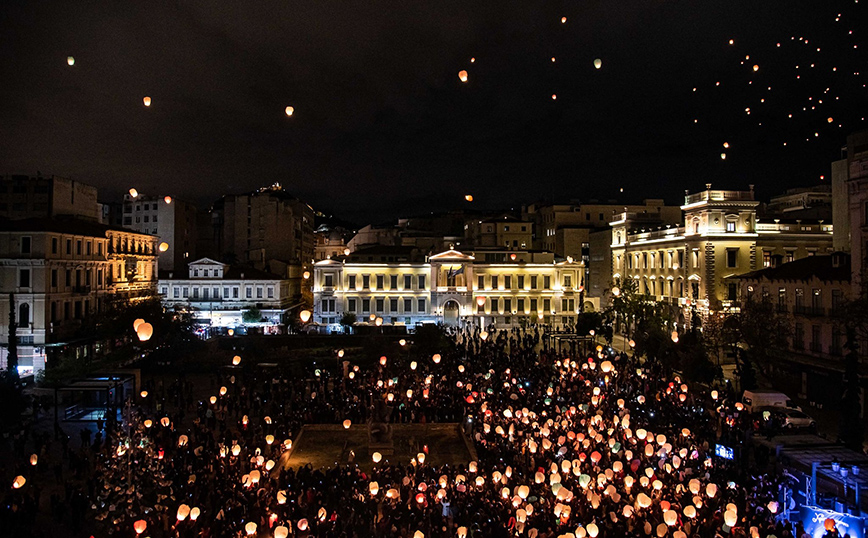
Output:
[2, 1, 868, 537]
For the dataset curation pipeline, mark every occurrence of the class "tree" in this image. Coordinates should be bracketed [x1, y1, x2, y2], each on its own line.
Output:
[840, 327, 863, 451]
[340, 312, 357, 333]
[726, 295, 791, 383]
[242, 308, 262, 324]
[6, 293, 19, 383]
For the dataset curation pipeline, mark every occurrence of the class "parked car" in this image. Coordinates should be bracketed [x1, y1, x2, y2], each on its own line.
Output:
[777, 408, 816, 430]
[757, 406, 816, 431]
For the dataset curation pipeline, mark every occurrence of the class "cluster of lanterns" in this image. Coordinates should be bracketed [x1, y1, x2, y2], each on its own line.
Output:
[133, 318, 153, 342]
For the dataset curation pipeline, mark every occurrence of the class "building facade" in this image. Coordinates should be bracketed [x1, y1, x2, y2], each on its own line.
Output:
[120, 193, 198, 272]
[845, 131, 868, 293]
[159, 258, 292, 334]
[0, 219, 158, 376]
[312, 249, 587, 330]
[609, 186, 834, 318]
[0, 174, 101, 222]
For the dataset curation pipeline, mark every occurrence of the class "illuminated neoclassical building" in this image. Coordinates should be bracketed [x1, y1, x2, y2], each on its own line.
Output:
[608, 185, 834, 317]
[312, 248, 588, 330]
[0, 218, 158, 376]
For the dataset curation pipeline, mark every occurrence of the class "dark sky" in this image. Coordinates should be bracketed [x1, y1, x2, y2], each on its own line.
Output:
[1, 1, 865, 224]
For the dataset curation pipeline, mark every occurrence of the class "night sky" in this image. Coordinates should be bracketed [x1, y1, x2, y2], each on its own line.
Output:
[1, 1, 865, 224]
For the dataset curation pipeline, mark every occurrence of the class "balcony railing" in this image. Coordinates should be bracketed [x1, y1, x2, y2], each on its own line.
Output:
[684, 190, 754, 204]
[793, 305, 826, 317]
[810, 342, 823, 353]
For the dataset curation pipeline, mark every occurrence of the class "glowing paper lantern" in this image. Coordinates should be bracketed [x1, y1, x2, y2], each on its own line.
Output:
[343, 419, 351, 429]
[465, 195, 474, 202]
[178, 434, 188, 447]
[724, 510, 737, 527]
[136, 322, 154, 342]
[636, 493, 652, 508]
[67, 56, 75, 66]
[458, 70, 468, 82]
[664, 511, 677, 526]
[298, 519, 309, 531]
[232, 355, 241, 365]
[164, 196, 172, 204]
[684, 506, 696, 518]
[275, 526, 289, 538]
[177, 504, 191, 521]
[265, 434, 275, 445]
[476, 296, 486, 307]
[300, 310, 311, 322]
[594, 59, 602, 69]
[285, 106, 294, 116]
[706, 483, 718, 497]
[245, 522, 257, 535]
[133, 318, 146, 331]
[129, 188, 139, 198]
[190, 507, 201, 520]
[12, 476, 25, 489]
[134, 519, 147, 534]
[160, 417, 171, 427]
[372, 452, 382, 463]
[159, 242, 169, 252]
[587, 523, 599, 537]
[825, 519, 836, 531]
[143, 96, 152, 107]
[611, 286, 620, 296]
[433, 354, 442, 364]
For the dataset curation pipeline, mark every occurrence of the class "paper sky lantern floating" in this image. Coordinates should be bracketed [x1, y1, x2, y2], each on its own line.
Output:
[177, 504, 191, 521]
[29, 454, 38, 466]
[372, 452, 382, 463]
[245, 522, 257, 535]
[67, 56, 75, 66]
[143, 96, 151, 107]
[300, 309, 311, 322]
[134, 520, 147, 534]
[12, 476, 25, 489]
[465, 194, 474, 201]
[133, 318, 145, 331]
[164, 196, 172, 204]
[285, 106, 294, 116]
[561, 17, 567, 23]
[433, 353, 441, 363]
[458, 70, 468, 82]
[190, 507, 201, 520]
[274, 526, 289, 538]
[137, 322, 153, 341]
[594, 58, 602, 69]
[159, 242, 169, 252]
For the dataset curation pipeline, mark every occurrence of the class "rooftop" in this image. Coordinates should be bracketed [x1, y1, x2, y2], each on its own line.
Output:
[0, 217, 155, 237]
[736, 253, 850, 283]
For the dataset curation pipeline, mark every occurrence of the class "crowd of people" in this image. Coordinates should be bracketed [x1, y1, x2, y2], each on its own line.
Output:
[1, 325, 830, 537]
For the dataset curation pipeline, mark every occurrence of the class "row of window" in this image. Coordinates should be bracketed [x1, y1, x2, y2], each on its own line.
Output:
[475, 274, 571, 290]
[324, 273, 427, 291]
[478, 297, 578, 313]
[793, 322, 844, 355]
[746, 286, 844, 312]
[164, 285, 275, 300]
[335, 297, 428, 315]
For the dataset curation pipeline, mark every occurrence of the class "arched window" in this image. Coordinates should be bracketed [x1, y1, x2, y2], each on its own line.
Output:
[18, 303, 29, 326]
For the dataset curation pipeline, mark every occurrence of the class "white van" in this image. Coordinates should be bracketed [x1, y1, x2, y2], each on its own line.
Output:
[742, 390, 797, 413]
